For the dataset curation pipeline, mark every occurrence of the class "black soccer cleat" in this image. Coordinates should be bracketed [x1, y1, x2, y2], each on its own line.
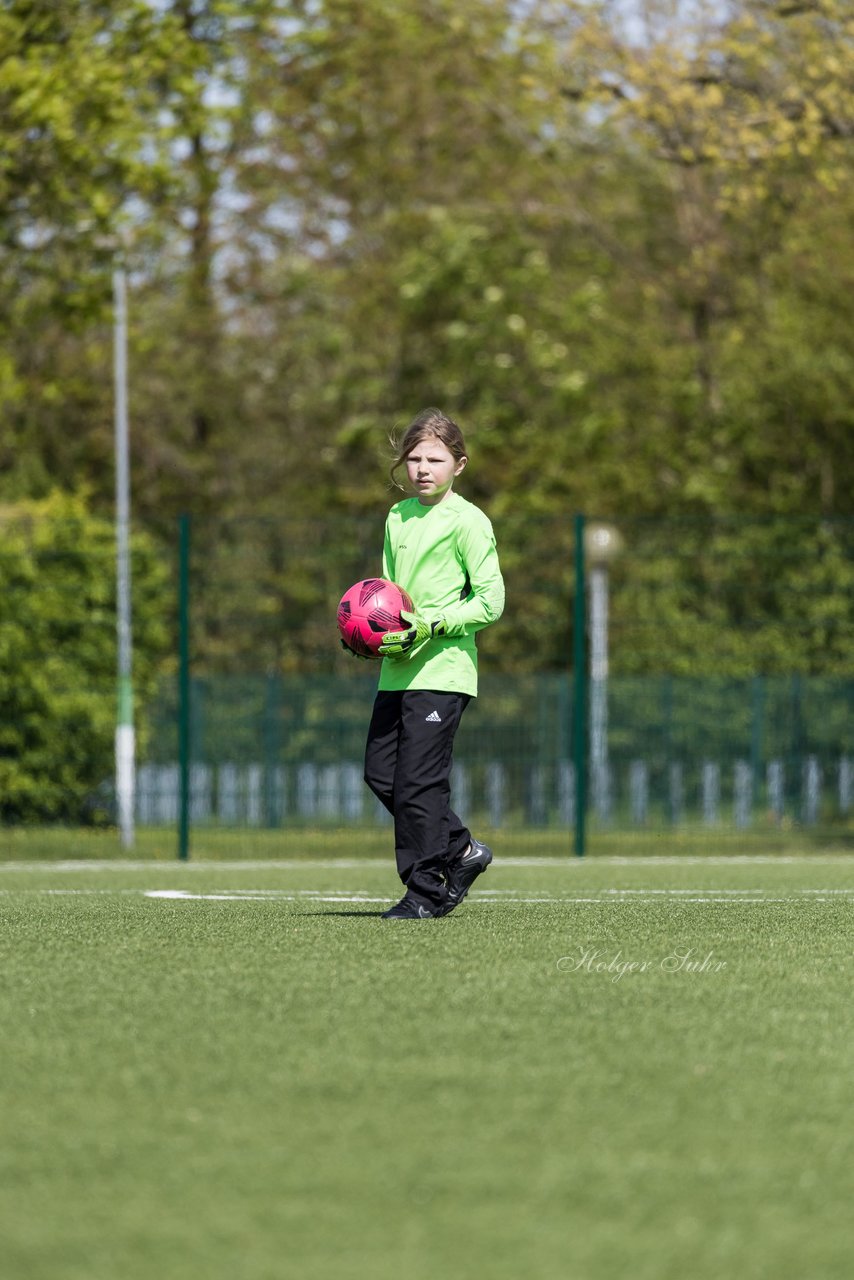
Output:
[441, 838, 493, 914]
[382, 894, 439, 920]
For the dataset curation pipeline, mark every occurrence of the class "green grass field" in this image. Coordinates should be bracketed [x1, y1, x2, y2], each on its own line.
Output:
[2, 851, 852, 1280]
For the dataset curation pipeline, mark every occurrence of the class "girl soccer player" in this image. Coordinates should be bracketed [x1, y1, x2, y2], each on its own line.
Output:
[356, 408, 505, 919]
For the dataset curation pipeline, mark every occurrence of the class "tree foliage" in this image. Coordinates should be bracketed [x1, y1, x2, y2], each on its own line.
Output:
[0, 0, 194, 494]
[0, 0, 852, 686]
[0, 492, 170, 822]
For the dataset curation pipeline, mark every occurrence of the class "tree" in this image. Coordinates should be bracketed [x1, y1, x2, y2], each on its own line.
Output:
[1, 1, 853, 684]
[0, 491, 170, 822]
[0, 0, 193, 497]
[556, 0, 854, 512]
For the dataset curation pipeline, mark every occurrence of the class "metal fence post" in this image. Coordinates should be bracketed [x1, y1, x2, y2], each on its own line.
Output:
[751, 675, 765, 813]
[178, 513, 191, 861]
[573, 513, 587, 856]
[263, 673, 281, 827]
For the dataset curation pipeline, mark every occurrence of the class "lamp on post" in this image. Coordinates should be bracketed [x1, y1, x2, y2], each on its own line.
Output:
[585, 523, 622, 823]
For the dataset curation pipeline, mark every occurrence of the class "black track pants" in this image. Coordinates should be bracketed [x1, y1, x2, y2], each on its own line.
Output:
[364, 689, 472, 909]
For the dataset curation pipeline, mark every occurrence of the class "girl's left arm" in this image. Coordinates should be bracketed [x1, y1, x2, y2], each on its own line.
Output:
[441, 519, 505, 636]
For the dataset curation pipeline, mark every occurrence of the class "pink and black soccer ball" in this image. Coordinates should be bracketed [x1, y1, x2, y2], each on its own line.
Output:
[337, 578, 414, 659]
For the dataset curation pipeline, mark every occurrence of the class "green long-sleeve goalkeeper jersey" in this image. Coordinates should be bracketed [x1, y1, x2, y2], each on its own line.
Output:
[378, 492, 504, 697]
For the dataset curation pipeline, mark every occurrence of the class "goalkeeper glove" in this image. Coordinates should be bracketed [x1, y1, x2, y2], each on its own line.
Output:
[379, 609, 446, 657]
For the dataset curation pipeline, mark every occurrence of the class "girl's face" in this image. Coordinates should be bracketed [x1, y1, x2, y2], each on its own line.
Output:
[405, 434, 467, 505]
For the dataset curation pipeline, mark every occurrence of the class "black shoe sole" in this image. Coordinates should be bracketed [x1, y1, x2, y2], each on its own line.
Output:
[382, 911, 436, 920]
[382, 897, 439, 920]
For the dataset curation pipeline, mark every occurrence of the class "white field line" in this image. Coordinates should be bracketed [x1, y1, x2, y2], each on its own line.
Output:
[478, 887, 854, 896]
[141, 888, 854, 905]
[0, 887, 851, 905]
[0, 859, 392, 872]
[1, 854, 853, 873]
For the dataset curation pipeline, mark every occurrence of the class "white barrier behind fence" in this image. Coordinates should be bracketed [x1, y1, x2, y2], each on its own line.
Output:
[135, 756, 852, 828]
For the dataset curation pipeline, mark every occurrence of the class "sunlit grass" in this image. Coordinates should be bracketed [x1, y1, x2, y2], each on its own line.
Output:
[1, 857, 852, 1279]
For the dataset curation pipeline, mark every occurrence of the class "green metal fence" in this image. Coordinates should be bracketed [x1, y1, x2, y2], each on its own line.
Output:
[2, 511, 853, 856]
[137, 672, 852, 849]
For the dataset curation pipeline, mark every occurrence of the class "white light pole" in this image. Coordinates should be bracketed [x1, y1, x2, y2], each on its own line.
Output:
[585, 523, 622, 822]
[113, 262, 135, 849]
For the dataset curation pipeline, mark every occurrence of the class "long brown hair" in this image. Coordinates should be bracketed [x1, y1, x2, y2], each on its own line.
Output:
[389, 408, 468, 490]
